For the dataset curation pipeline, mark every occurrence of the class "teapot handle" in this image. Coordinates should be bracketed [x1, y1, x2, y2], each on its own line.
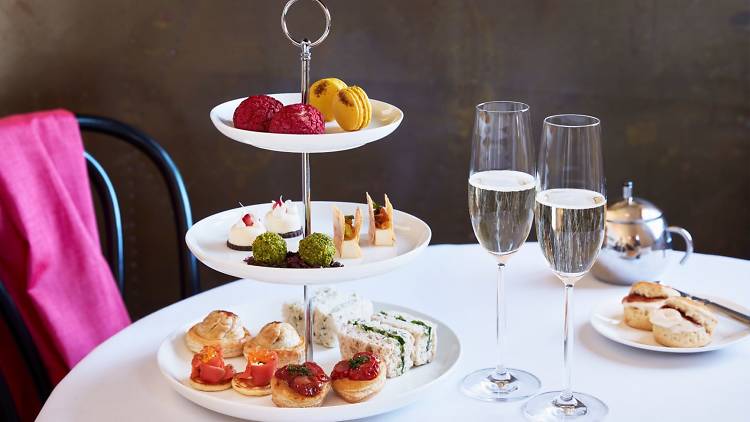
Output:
[667, 226, 693, 265]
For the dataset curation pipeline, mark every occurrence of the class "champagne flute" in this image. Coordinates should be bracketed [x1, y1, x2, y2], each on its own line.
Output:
[523, 114, 608, 421]
[462, 101, 541, 401]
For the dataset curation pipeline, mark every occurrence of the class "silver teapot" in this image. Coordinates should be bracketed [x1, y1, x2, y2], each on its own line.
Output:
[591, 181, 693, 285]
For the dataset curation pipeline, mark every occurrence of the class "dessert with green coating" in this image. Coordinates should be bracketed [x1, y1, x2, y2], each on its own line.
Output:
[251, 232, 288, 265]
[298, 233, 336, 267]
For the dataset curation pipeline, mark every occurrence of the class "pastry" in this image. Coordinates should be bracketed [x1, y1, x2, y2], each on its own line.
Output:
[621, 281, 680, 330]
[232, 348, 278, 396]
[372, 310, 437, 366]
[332, 86, 371, 131]
[366, 193, 395, 246]
[331, 352, 386, 403]
[264, 197, 303, 238]
[189, 346, 235, 391]
[298, 233, 336, 267]
[268, 104, 325, 134]
[649, 297, 718, 348]
[246, 321, 304, 367]
[271, 362, 331, 408]
[283, 287, 373, 348]
[233, 95, 283, 132]
[337, 319, 414, 378]
[309, 78, 347, 122]
[227, 212, 266, 251]
[332, 207, 363, 259]
[185, 310, 251, 358]
[250, 232, 288, 266]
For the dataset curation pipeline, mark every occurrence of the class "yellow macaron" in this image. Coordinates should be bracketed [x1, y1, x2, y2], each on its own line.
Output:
[309, 78, 347, 122]
[333, 86, 371, 131]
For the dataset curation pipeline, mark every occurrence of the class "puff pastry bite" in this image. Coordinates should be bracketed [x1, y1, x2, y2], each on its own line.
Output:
[186, 310, 251, 358]
[331, 352, 386, 403]
[232, 348, 278, 396]
[246, 321, 304, 367]
[271, 362, 331, 408]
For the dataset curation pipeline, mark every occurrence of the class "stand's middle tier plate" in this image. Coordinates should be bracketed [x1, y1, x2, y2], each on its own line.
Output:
[210, 93, 404, 153]
[186, 201, 431, 284]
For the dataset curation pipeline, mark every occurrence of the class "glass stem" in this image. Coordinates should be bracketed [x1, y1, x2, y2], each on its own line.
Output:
[559, 282, 575, 403]
[491, 262, 510, 381]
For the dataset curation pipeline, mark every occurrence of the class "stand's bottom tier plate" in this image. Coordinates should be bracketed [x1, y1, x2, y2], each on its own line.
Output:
[157, 301, 461, 422]
[185, 201, 432, 284]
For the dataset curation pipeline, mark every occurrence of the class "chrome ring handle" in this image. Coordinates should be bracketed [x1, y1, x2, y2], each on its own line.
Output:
[281, 0, 331, 48]
[667, 226, 693, 265]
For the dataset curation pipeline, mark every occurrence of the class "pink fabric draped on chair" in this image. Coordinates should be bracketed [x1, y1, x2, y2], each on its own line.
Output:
[0, 109, 130, 414]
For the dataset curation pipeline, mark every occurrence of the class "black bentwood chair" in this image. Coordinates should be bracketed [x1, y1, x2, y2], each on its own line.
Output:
[0, 114, 200, 420]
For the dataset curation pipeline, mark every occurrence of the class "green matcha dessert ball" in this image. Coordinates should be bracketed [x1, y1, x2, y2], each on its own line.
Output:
[298, 232, 336, 267]
[252, 232, 287, 265]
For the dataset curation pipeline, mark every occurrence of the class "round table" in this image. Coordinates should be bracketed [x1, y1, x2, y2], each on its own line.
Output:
[37, 243, 750, 421]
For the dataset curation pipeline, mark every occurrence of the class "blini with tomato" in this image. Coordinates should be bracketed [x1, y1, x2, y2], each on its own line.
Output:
[331, 352, 386, 403]
[271, 363, 331, 408]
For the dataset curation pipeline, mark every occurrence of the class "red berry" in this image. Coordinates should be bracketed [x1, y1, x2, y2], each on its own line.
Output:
[268, 104, 325, 135]
[241, 213, 253, 226]
[233, 95, 283, 132]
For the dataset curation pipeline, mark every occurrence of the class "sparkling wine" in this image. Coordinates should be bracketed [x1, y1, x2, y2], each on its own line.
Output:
[468, 170, 536, 256]
[535, 188, 606, 280]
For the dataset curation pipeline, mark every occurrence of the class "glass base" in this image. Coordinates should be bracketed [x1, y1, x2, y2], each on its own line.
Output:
[460, 367, 541, 402]
[522, 390, 608, 421]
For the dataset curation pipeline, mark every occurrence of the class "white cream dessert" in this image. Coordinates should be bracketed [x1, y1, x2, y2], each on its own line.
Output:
[227, 212, 266, 251]
[264, 197, 302, 238]
[366, 193, 395, 246]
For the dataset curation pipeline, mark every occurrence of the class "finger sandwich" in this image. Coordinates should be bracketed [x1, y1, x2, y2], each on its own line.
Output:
[371, 310, 436, 366]
[337, 319, 415, 378]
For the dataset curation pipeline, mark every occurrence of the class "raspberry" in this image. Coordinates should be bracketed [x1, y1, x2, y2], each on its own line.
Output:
[268, 104, 325, 135]
[233, 95, 283, 132]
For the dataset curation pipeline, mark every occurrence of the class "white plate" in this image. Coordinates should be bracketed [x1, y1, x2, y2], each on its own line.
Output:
[210, 93, 404, 153]
[590, 296, 750, 353]
[157, 302, 461, 422]
[185, 201, 431, 285]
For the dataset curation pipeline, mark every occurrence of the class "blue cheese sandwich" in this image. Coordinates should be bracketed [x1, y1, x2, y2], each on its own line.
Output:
[371, 310, 437, 366]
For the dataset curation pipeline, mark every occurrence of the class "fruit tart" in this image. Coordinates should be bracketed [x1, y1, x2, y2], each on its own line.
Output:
[271, 362, 331, 408]
[331, 352, 386, 403]
[189, 346, 235, 391]
[232, 348, 278, 396]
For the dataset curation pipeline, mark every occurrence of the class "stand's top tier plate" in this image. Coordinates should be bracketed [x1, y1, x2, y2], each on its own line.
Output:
[186, 201, 431, 284]
[210, 93, 404, 153]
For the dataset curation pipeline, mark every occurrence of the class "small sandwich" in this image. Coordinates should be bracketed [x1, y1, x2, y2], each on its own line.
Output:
[621, 281, 680, 330]
[232, 348, 278, 396]
[372, 310, 437, 366]
[331, 352, 386, 403]
[649, 297, 718, 348]
[366, 193, 395, 246]
[337, 319, 415, 378]
[189, 346, 235, 392]
[332, 206, 363, 259]
[271, 362, 331, 408]
[246, 321, 304, 367]
[185, 310, 251, 358]
[283, 287, 373, 348]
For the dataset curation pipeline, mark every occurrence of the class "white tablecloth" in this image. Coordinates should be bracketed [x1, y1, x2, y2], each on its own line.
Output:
[37, 243, 750, 421]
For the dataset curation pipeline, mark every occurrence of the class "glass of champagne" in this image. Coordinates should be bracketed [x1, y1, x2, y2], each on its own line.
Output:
[523, 114, 608, 421]
[462, 101, 541, 401]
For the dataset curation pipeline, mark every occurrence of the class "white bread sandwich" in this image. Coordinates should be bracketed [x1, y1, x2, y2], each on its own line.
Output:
[366, 193, 395, 246]
[371, 310, 436, 366]
[283, 287, 373, 348]
[337, 319, 415, 378]
[649, 297, 718, 348]
[621, 281, 680, 330]
[332, 206, 363, 259]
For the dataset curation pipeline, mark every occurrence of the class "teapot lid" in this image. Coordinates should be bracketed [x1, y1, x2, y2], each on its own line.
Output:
[606, 181, 663, 223]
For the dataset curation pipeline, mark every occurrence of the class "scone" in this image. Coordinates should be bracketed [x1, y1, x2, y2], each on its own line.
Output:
[331, 352, 386, 403]
[246, 321, 304, 367]
[271, 362, 331, 408]
[186, 310, 251, 357]
[649, 297, 718, 348]
[189, 346, 235, 392]
[621, 282, 679, 330]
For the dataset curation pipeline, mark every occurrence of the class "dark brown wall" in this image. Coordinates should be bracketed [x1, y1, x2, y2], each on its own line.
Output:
[1, 1, 748, 318]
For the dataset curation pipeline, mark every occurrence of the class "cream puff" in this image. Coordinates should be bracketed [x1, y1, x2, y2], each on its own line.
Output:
[271, 362, 331, 408]
[649, 297, 718, 348]
[245, 321, 304, 367]
[332, 206, 363, 258]
[621, 281, 679, 330]
[231, 348, 278, 396]
[189, 346, 235, 391]
[185, 310, 251, 358]
[366, 193, 395, 246]
[331, 352, 386, 403]
[227, 212, 266, 251]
